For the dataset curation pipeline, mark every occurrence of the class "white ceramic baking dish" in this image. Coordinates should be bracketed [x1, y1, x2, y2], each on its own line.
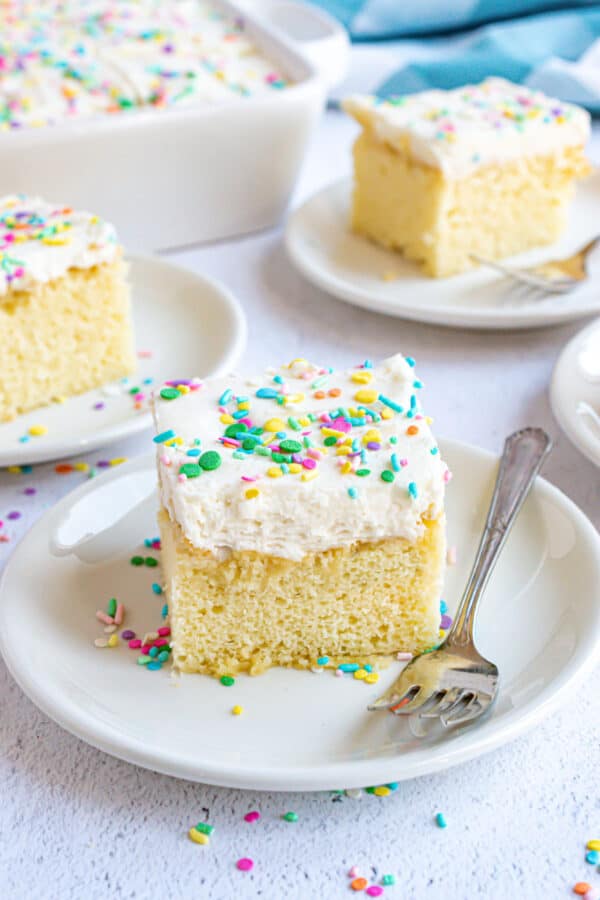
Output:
[0, 0, 348, 251]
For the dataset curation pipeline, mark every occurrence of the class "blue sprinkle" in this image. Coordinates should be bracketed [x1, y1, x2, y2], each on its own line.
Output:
[147, 661, 162, 671]
[232, 409, 247, 420]
[406, 410, 414, 419]
[317, 656, 329, 666]
[22, 465, 33, 473]
[236, 396, 249, 403]
[142, 377, 154, 385]
[276, 431, 286, 439]
[408, 482, 418, 499]
[387, 782, 399, 791]
[280, 463, 289, 474]
[219, 388, 233, 405]
[363, 359, 373, 368]
[391, 453, 400, 472]
[273, 374, 284, 384]
[186, 448, 201, 457]
[413, 379, 423, 388]
[435, 813, 447, 828]
[430, 447, 439, 455]
[405, 357, 415, 367]
[152, 583, 163, 595]
[149, 646, 159, 658]
[157, 650, 170, 663]
[152, 428, 175, 444]
[348, 487, 358, 499]
[410, 394, 417, 410]
[19, 435, 30, 443]
[339, 663, 360, 673]
[440, 600, 448, 614]
[256, 387, 278, 399]
[378, 394, 403, 413]
[161, 603, 168, 618]
[363, 664, 373, 672]
[586, 850, 599, 864]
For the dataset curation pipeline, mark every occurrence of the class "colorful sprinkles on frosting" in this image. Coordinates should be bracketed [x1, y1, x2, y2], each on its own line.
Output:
[0, 0, 292, 131]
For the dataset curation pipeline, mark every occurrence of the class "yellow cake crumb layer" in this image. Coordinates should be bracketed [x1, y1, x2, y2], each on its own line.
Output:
[350, 131, 591, 277]
[158, 508, 446, 676]
[0, 258, 135, 421]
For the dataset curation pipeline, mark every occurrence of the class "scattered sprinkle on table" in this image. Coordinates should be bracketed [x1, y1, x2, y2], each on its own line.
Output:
[436, 812, 447, 828]
[351, 877, 368, 891]
[220, 675, 235, 687]
[244, 811, 260, 823]
[231, 705, 243, 716]
[237, 858, 254, 872]
[282, 811, 298, 822]
[188, 828, 209, 845]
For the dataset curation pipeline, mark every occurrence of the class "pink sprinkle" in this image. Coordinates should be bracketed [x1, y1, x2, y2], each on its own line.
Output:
[348, 866, 360, 878]
[157, 626, 171, 636]
[238, 418, 252, 428]
[129, 639, 142, 649]
[114, 603, 125, 626]
[399, 458, 408, 467]
[96, 610, 114, 625]
[137, 349, 153, 358]
[307, 448, 321, 460]
[14, 267, 24, 278]
[396, 651, 412, 661]
[141, 644, 151, 654]
[334, 668, 343, 677]
[221, 437, 241, 448]
[366, 887, 383, 897]
[447, 545, 457, 565]
[319, 413, 332, 423]
[331, 417, 351, 433]
[236, 858, 253, 871]
[134, 393, 145, 402]
[244, 811, 260, 823]
[443, 468, 452, 483]
[177, 474, 187, 483]
[161, 455, 171, 466]
[302, 458, 316, 470]
[153, 637, 168, 648]
[241, 475, 257, 482]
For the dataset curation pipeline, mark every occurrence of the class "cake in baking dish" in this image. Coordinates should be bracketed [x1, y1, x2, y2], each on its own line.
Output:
[152, 354, 448, 676]
[343, 78, 591, 277]
[0, 195, 134, 422]
[0, 1, 293, 130]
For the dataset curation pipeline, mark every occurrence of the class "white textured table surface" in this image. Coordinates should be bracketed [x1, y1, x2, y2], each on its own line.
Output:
[1, 110, 599, 900]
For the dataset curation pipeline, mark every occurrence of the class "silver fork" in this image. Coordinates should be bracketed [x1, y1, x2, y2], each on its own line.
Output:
[471, 236, 600, 295]
[369, 427, 552, 728]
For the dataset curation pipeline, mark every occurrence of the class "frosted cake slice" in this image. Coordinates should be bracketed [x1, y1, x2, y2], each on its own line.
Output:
[343, 78, 591, 277]
[152, 354, 448, 676]
[0, 195, 135, 421]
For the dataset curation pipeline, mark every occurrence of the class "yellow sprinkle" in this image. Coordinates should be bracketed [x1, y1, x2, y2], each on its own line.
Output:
[374, 786, 391, 796]
[28, 424, 48, 437]
[53, 395, 67, 405]
[288, 463, 302, 474]
[362, 431, 382, 445]
[336, 446, 351, 456]
[237, 401, 250, 410]
[381, 409, 393, 419]
[288, 357, 308, 366]
[42, 236, 69, 245]
[381, 271, 399, 283]
[351, 371, 373, 384]
[107, 634, 119, 648]
[353, 669, 368, 680]
[439, 629, 445, 638]
[587, 840, 600, 851]
[220, 414, 234, 424]
[341, 461, 353, 474]
[298, 417, 310, 427]
[264, 418, 286, 433]
[245, 487, 260, 500]
[365, 672, 379, 685]
[177, 384, 190, 394]
[301, 470, 318, 482]
[7, 466, 21, 474]
[232, 705, 243, 716]
[284, 393, 304, 405]
[322, 427, 344, 438]
[354, 389, 378, 404]
[425, 416, 433, 425]
[188, 828, 209, 845]
[73, 462, 89, 472]
[109, 457, 127, 466]
[267, 466, 283, 478]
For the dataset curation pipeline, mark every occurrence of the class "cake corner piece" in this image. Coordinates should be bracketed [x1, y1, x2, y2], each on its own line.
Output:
[343, 78, 592, 277]
[0, 195, 135, 422]
[152, 355, 448, 678]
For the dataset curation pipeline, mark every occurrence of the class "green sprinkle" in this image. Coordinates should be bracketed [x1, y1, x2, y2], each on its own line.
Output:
[381, 470, 394, 483]
[130, 556, 144, 566]
[242, 437, 258, 450]
[390, 436, 398, 444]
[145, 557, 158, 567]
[220, 675, 235, 686]
[137, 655, 152, 665]
[324, 436, 337, 447]
[355, 468, 371, 477]
[382, 875, 396, 886]
[279, 439, 302, 454]
[107, 597, 117, 617]
[287, 417, 301, 431]
[195, 822, 214, 835]
[282, 811, 298, 822]
[160, 387, 180, 401]
[256, 446, 270, 456]
[179, 462, 202, 478]
[225, 423, 246, 438]
[199, 450, 221, 471]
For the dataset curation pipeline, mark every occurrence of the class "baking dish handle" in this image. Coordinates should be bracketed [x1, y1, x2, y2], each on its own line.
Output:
[254, 0, 350, 89]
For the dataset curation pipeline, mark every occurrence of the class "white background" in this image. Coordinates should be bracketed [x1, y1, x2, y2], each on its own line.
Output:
[1, 110, 599, 899]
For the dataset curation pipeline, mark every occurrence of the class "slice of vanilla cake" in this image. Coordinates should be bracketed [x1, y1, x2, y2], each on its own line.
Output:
[0, 195, 135, 421]
[343, 78, 591, 277]
[153, 355, 448, 677]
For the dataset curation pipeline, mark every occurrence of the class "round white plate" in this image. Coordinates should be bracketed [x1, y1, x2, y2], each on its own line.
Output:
[550, 317, 600, 466]
[0, 255, 247, 467]
[285, 177, 600, 330]
[1, 439, 599, 791]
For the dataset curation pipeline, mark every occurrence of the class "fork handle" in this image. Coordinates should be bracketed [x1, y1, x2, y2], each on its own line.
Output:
[446, 428, 552, 648]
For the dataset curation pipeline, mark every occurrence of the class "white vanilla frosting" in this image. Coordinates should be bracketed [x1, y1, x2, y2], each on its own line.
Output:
[152, 354, 448, 561]
[0, 1, 292, 130]
[343, 78, 590, 178]
[0, 195, 119, 296]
